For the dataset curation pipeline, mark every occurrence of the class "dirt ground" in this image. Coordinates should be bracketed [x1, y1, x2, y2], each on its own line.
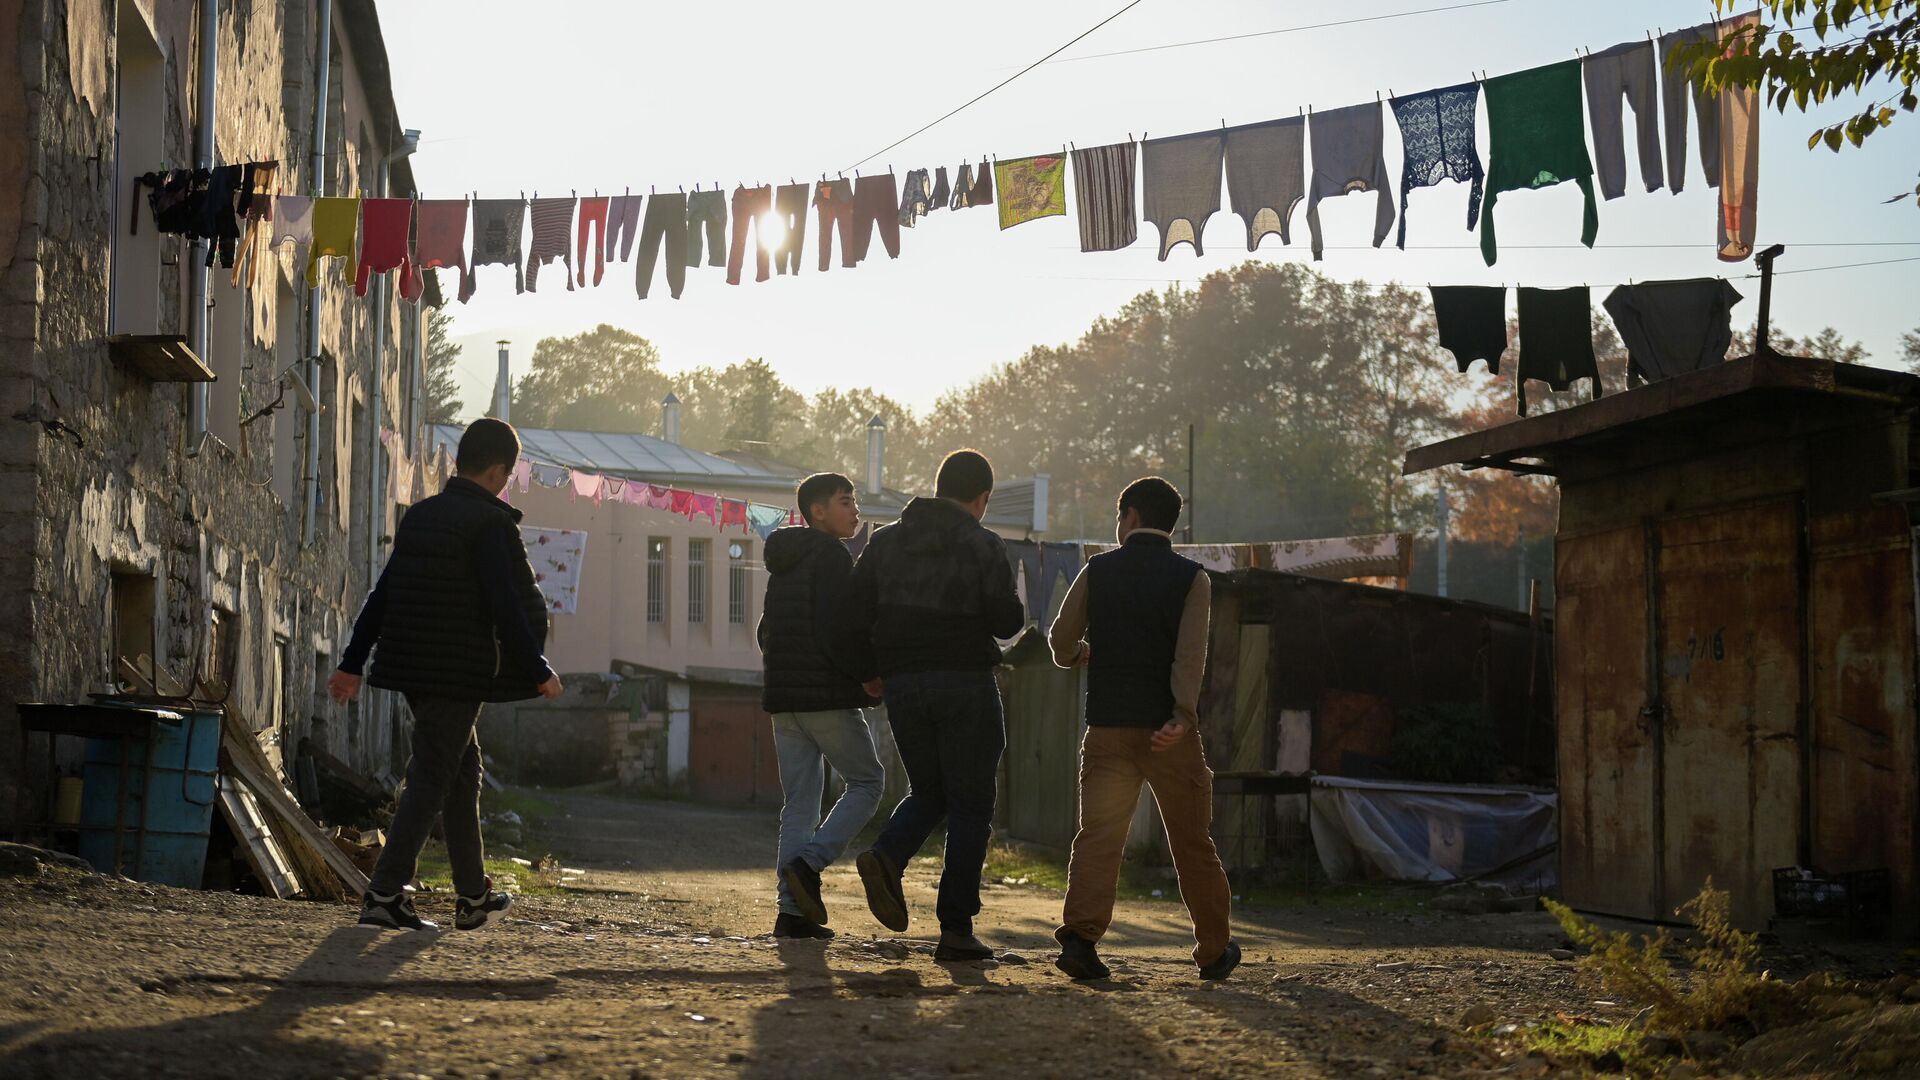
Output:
[0, 788, 1903, 1079]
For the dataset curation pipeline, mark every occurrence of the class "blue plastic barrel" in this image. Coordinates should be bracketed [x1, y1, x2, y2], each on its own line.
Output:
[77, 706, 221, 887]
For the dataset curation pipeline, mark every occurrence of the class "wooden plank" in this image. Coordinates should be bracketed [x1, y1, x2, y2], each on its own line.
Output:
[216, 775, 303, 900]
[219, 712, 369, 897]
[107, 334, 216, 382]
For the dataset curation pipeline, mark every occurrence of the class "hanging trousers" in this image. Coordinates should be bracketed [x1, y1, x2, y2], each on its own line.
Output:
[575, 196, 610, 286]
[1583, 41, 1664, 199]
[605, 194, 642, 262]
[848, 173, 902, 265]
[635, 191, 688, 299]
[686, 189, 727, 267]
[773, 182, 810, 275]
[815, 179, 855, 271]
[727, 184, 774, 285]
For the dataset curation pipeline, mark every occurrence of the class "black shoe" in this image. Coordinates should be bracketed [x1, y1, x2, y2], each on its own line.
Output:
[358, 886, 439, 932]
[454, 876, 514, 931]
[781, 858, 829, 925]
[773, 912, 835, 940]
[1198, 940, 1242, 981]
[1054, 931, 1111, 981]
[934, 928, 995, 962]
[856, 849, 909, 932]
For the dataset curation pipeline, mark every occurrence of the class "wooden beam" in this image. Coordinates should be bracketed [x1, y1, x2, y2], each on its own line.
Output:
[219, 712, 369, 898]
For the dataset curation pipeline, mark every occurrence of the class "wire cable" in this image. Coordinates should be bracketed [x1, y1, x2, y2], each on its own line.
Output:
[1045, 0, 1516, 65]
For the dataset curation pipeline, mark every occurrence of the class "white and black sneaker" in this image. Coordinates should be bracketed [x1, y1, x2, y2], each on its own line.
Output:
[454, 876, 514, 931]
[358, 886, 439, 931]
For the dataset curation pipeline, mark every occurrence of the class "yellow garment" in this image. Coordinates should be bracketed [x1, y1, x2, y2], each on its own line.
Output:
[306, 197, 360, 286]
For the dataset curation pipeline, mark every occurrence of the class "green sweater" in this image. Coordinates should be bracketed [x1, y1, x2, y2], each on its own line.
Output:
[1480, 60, 1598, 266]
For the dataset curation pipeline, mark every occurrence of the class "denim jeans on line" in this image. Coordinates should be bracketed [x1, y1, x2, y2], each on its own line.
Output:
[869, 670, 1006, 933]
[772, 708, 886, 917]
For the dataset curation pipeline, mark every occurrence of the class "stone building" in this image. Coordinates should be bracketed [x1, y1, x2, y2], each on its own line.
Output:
[0, 0, 433, 831]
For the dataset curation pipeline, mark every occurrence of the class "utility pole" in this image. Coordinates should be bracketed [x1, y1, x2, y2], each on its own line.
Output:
[1185, 422, 1196, 544]
[1436, 488, 1450, 598]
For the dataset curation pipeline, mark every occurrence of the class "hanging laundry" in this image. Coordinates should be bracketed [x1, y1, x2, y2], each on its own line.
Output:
[618, 482, 650, 507]
[353, 198, 419, 300]
[1305, 102, 1395, 260]
[530, 462, 570, 488]
[727, 184, 774, 285]
[305, 196, 360, 286]
[1515, 286, 1601, 416]
[135, 170, 193, 234]
[1428, 285, 1508, 374]
[575, 195, 610, 287]
[1480, 61, 1598, 267]
[949, 161, 975, 209]
[772, 183, 809, 275]
[720, 499, 750, 532]
[635, 191, 688, 299]
[748, 503, 789, 541]
[994, 154, 1067, 231]
[1583, 41, 1664, 200]
[1070, 141, 1138, 253]
[523, 196, 575, 292]
[815, 178, 856, 271]
[606, 193, 642, 263]
[669, 488, 695, 517]
[643, 484, 673, 509]
[848, 173, 902, 264]
[192, 164, 245, 268]
[268, 194, 313, 254]
[229, 161, 279, 287]
[414, 199, 472, 303]
[469, 198, 526, 296]
[928, 167, 951, 211]
[899, 168, 934, 227]
[570, 470, 604, 503]
[603, 477, 626, 501]
[1006, 541, 1044, 615]
[845, 521, 873, 558]
[690, 493, 719, 525]
[1602, 278, 1743, 383]
[1141, 131, 1224, 259]
[1658, 21, 1722, 194]
[968, 157, 995, 206]
[1224, 116, 1305, 250]
[686, 189, 728, 268]
[512, 458, 533, 494]
[1390, 83, 1484, 249]
[1715, 12, 1761, 262]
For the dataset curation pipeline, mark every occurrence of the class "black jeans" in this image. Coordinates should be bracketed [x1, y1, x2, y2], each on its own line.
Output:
[635, 192, 688, 300]
[367, 695, 487, 899]
[870, 670, 1005, 933]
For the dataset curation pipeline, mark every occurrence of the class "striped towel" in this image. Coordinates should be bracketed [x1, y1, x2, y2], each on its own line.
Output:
[525, 196, 575, 292]
[1071, 141, 1138, 252]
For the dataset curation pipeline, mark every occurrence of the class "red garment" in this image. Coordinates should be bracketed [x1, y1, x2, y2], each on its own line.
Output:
[354, 198, 419, 299]
[414, 199, 471, 303]
[577, 196, 610, 287]
[720, 499, 749, 531]
[690, 493, 719, 525]
[670, 489, 694, 517]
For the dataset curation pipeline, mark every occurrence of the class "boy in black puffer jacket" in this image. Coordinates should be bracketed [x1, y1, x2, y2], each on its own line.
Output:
[758, 472, 885, 939]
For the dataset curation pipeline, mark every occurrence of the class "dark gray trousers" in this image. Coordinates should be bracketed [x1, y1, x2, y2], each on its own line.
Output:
[367, 694, 486, 899]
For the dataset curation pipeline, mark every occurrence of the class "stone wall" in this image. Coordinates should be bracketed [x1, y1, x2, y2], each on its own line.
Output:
[0, 0, 424, 830]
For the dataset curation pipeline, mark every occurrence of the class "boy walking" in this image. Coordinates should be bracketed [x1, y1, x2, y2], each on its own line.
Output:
[328, 418, 562, 932]
[847, 450, 1025, 961]
[1047, 477, 1240, 981]
[758, 473, 887, 940]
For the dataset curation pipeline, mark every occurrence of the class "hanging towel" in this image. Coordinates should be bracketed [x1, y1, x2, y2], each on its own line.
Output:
[748, 504, 788, 541]
[1224, 117, 1305, 250]
[1305, 102, 1396, 259]
[1583, 41, 1664, 200]
[305, 196, 359, 286]
[1069, 141, 1138, 253]
[606, 193, 642, 263]
[1715, 12, 1762, 262]
[993, 154, 1068, 231]
[524, 196, 575, 292]
[353, 197, 419, 299]
[1515, 286, 1601, 416]
[1480, 61, 1598, 267]
[1658, 21, 1722, 194]
[576, 196, 610, 287]
[1142, 130, 1225, 259]
[414, 199, 472, 303]
[1429, 285, 1508, 374]
[1390, 83, 1485, 248]
[268, 194, 313, 252]
[1602, 278, 1743, 383]
[720, 499, 750, 532]
[469, 198, 526, 296]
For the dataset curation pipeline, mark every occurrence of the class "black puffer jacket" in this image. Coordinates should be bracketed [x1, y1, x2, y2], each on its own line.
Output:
[758, 527, 877, 713]
[846, 497, 1025, 676]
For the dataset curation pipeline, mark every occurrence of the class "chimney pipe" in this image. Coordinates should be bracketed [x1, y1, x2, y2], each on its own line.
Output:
[865, 415, 886, 495]
[493, 340, 511, 422]
[662, 392, 681, 444]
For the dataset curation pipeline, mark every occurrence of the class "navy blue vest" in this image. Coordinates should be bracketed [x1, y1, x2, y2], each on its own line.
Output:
[1084, 531, 1202, 728]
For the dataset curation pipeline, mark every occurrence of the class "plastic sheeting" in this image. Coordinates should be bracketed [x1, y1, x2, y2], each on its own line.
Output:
[1308, 776, 1556, 883]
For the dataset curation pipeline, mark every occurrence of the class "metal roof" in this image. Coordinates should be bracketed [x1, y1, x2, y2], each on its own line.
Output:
[429, 424, 800, 492]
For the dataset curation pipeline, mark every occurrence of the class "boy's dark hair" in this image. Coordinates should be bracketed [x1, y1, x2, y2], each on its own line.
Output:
[456, 417, 522, 475]
[934, 449, 994, 502]
[1118, 476, 1182, 533]
[796, 472, 854, 525]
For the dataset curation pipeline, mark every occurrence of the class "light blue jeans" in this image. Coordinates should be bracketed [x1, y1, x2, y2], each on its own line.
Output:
[772, 708, 886, 917]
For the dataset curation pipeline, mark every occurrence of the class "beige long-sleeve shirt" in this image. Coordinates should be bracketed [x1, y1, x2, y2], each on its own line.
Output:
[1048, 533, 1213, 729]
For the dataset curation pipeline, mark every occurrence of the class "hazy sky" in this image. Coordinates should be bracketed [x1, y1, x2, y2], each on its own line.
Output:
[380, 0, 1920, 426]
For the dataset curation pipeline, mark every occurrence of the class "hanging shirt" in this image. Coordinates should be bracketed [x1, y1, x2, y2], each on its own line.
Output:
[1602, 278, 1743, 383]
[1389, 83, 1485, 248]
[1515, 286, 1601, 416]
[1070, 141, 1138, 253]
[1142, 130, 1225, 260]
[414, 199, 471, 303]
[1480, 61, 1598, 267]
[689, 493, 719, 525]
[1223, 117, 1305, 250]
[524, 196, 575, 292]
[1305, 101, 1395, 260]
[268, 195, 313, 251]
[1429, 285, 1508, 374]
[720, 499, 750, 531]
[353, 197, 419, 299]
[305, 196, 360, 287]
[469, 198, 526, 297]
[993, 153, 1068, 231]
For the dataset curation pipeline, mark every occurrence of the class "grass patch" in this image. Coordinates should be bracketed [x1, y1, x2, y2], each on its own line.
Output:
[414, 842, 566, 897]
[480, 785, 560, 821]
[1517, 1020, 1652, 1070]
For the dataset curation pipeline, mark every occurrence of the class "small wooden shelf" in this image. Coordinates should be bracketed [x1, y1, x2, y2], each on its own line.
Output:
[108, 334, 216, 382]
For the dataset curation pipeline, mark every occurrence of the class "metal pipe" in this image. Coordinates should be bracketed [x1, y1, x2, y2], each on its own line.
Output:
[1753, 243, 1786, 357]
[186, 0, 218, 456]
[303, 0, 333, 546]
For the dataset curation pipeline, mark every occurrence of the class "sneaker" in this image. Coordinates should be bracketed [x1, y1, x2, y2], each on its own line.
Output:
[454, 876, 514, 931]
[773, 912, 835, 940]
[856, 849, 909, 932]
[781, 857, 829, 925]
[1198, 940, 1242, 981]
[358, 886, 439, 932]
[934, 928, 995, 962]
[1053, 931, 1111, 981]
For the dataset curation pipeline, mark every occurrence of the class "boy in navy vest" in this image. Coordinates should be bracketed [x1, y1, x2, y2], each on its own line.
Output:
[758, 472, 886, 940]
[1047, 477, 1239, 981]
[328, 418, 562, 931]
